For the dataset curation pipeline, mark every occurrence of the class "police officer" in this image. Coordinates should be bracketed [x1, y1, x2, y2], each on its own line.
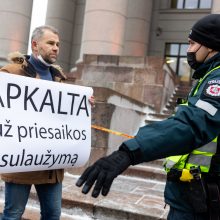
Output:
[76, 14, 220, 220]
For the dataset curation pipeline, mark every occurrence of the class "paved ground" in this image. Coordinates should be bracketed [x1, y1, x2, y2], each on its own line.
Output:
[0, 167, 169, 220]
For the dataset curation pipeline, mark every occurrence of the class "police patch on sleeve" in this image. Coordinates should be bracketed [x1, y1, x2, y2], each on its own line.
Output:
[204, 80, 220, 98]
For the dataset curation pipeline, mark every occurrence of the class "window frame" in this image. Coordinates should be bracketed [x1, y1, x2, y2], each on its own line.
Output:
[170, 0, 212, 9]
[164, 42, 192, 79]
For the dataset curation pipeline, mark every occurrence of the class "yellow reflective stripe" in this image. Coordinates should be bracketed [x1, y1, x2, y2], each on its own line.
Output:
[187, 154, 212, 166]
[165, 64, 220, 174]
[193, 141, 217, 154]
[185, 163, 209, 172]
[166, 155, 183, 163]
[164, 154, 189, 171]
[213, 137, 218, 142]
[164, 155, 182, 169]
[191, 150, 214, 157]
[165, 139, 217, 173]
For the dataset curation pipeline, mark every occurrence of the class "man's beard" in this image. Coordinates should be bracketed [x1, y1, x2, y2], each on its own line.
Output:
[37, 55, 56, 66]
[44, 56, 56, 64]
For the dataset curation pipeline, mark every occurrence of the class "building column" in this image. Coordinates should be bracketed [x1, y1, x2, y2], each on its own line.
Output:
[70, 0, 86, 68]
[0, 0, 33, 67]
[123, 0, 153, 56]
[45, 0, 77, 71]
[80, 0, 128, 57]
[211, 0, 220, 13]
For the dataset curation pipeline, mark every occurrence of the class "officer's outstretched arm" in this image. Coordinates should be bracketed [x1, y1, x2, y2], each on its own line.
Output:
[76, 145, 143, 198]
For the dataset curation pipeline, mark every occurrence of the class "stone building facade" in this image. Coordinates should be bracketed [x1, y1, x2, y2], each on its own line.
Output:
[0, 0, 217, 71]
[0, 0, 219, 150]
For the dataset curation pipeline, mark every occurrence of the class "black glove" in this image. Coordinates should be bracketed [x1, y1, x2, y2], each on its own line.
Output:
[76, 150, 131, 198]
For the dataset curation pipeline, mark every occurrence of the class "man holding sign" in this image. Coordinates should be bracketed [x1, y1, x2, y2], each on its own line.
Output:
[0, 25, 94, 220]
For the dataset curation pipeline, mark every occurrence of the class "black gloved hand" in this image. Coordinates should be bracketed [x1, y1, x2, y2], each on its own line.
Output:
[75, 150, 131, 198]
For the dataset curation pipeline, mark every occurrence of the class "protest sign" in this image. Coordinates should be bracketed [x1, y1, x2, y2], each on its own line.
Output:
[0, 72, 93, 173]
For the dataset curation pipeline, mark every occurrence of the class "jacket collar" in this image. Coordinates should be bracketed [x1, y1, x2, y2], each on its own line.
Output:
[24, 55, 67, 81]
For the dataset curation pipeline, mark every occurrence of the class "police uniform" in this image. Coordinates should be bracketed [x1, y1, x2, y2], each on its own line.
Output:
[123, 15, 220, 219]
[123, 54, 220, 218]
[76, 14, 220, 220]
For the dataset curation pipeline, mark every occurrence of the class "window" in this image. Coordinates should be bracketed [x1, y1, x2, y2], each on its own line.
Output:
[171, 0, 212, 9]
[165, 43, 192, 81]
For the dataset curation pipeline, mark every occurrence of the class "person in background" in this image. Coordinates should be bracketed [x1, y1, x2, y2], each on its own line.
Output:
[0, 25, 94, 220]
[76, 14, 220, 220]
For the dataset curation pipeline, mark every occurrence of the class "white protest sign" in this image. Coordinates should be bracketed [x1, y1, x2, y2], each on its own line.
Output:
[0, 72, 93, 173]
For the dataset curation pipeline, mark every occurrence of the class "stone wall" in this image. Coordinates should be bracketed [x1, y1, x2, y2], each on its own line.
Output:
[66, 86, 154, 174]
[91, 87, 154, 152]
[65, 54, 176, 173]
[68, 54, 176, 113]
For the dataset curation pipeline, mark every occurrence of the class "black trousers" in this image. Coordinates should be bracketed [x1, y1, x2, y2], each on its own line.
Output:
[167, 207, 209, 220]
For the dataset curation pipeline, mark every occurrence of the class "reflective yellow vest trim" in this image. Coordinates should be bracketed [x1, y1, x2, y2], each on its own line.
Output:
[165, 139, 217, 173]
[164, 66, 220, 173]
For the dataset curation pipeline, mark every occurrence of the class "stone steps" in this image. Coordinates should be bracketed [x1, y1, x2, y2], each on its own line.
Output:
[61, 173, 168, 220]
[0, 173, 168, 220]
[125, 164, 166, 181]
[161, 82, 191, 115]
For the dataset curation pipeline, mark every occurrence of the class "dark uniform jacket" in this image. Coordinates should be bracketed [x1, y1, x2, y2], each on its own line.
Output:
[123, 52, 220, 212]
[0, 52, 67, 184]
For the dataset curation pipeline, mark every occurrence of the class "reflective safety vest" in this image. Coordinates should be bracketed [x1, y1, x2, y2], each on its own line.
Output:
[164, 65, 220, 173]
